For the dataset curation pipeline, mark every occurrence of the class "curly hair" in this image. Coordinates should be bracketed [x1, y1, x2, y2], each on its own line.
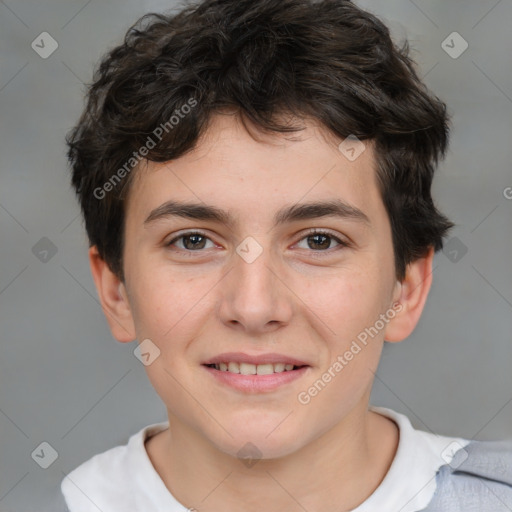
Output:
[67, 0, 453, 281]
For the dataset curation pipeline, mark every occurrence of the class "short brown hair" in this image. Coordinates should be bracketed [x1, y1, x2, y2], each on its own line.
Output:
[67, 0, 453, 281]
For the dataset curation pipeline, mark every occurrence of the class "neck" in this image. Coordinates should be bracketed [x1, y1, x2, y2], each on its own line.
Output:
[146, 403, 399, 512]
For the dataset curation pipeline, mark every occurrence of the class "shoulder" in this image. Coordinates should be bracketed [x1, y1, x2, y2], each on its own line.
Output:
[421, 439, 512, 511]
[362, 407, 470, 512]
[60, 422, 169, 512]
[61, 442, 132, 507]
[367, 407, 512, 512]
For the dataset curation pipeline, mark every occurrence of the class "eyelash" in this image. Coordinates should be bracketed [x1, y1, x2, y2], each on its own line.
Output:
[165, 229, 349, 254]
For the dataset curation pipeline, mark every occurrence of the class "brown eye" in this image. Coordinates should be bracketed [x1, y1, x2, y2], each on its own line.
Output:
[306, 233, 332, 250]
[296, 230, 347, 251]
[167, 232, 214, 251]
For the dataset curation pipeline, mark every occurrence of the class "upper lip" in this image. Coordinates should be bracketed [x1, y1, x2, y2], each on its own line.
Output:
[202, 352, 310, 366]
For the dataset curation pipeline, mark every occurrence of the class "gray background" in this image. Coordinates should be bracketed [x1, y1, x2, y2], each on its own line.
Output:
[1, 0, 511, 510]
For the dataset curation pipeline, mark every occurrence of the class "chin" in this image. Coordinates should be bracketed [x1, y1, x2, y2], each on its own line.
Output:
[205, 416, 307, 461]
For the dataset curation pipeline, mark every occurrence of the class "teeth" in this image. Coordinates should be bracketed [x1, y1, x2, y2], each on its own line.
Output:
[274, 363, 285, 372]
[228, 362, 240, 374]
[240, 362, 256, 375]
[212, 362, 301, 374]
[256, 364, 274, 375]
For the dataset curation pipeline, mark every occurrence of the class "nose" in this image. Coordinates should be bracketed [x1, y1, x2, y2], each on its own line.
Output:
[217, 240, 293, 335]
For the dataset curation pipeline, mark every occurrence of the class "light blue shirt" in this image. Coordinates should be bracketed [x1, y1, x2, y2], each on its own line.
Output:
[421, 439, 512, 511]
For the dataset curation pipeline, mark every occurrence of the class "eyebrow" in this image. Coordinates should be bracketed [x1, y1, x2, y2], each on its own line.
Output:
[144, 198, 370, 228]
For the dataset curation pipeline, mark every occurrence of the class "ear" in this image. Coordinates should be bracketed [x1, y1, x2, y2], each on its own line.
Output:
[88, 246, 136, 343]
[384, 247, 434, 343]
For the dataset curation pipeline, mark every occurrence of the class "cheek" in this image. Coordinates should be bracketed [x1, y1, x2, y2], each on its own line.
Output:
[127, 255, 212, 339]
[127, 271, 204, 408]
[304, 264, 389, 340]
[295, 264, 390, 396]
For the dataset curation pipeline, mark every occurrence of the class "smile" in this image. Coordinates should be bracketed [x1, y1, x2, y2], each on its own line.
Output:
[202, 353, 311, 393]
[205, 362, 304, 374]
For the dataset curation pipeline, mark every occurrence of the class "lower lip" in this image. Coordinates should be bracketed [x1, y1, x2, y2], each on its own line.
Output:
[202, 365, 310, 393]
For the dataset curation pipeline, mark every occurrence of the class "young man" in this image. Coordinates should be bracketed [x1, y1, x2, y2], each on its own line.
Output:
[61, 0, 512, 510]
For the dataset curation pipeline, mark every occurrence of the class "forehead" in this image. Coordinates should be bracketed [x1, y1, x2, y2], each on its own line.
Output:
[125, 114, 382, 227]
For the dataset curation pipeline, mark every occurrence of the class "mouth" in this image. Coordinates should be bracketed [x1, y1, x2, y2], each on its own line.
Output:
[201, 352, 311, 393]
[203, 362, 307, 374]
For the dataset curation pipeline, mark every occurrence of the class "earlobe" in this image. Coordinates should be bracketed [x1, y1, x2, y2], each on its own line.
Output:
[88, 246, 136, 343]
[384, 247, 435, 343]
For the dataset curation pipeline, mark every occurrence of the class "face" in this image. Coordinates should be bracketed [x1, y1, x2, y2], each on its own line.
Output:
[104, 114, 408, 458]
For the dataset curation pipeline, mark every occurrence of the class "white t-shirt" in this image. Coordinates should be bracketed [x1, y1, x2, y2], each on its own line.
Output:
[61, 407, 469, 512]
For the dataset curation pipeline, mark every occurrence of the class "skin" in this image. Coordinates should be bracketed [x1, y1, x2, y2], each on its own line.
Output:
[90, 112, 434, 511]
